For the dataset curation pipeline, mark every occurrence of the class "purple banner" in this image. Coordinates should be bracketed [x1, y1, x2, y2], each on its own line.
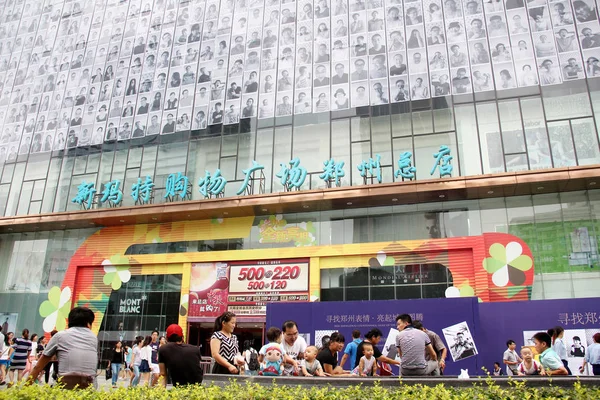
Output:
[267, 297, 600, 376]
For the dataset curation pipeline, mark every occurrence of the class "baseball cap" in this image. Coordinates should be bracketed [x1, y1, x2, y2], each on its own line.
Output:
[166, 324, 184, 339]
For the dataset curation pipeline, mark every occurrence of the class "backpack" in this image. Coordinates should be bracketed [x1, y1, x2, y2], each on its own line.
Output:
[247, 349, 260, 371]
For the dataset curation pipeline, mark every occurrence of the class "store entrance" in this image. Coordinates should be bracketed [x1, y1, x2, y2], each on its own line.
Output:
[188, 322, 265, 357]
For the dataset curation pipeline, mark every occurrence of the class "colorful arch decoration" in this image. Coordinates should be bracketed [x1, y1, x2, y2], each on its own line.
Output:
[39, 215, 534, 333]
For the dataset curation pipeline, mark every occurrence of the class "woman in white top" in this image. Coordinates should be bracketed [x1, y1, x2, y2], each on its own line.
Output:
[0, 332, 14, 385]
[549, 326, 572, 374]
[25, 333, 39, 377]
[138, 336, 154, 386]
[130, 337, 143, 387]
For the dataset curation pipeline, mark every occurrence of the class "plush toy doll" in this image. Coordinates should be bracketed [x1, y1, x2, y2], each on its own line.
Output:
[259, 345, 283, 376]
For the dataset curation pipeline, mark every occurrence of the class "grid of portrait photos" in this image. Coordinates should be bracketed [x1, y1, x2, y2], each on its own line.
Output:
[2, 0, 600, 161]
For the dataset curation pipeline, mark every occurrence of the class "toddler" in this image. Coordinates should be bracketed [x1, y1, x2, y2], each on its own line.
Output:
[258, 327, 287, 376]
[493, 361, 503, 376]
[301, 346, 325, 376]
[352, 342, 378, 376]
[517, 347, 543, 375]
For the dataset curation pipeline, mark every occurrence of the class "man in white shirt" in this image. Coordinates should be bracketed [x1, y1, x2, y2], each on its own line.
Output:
[281, 321, 306, 376]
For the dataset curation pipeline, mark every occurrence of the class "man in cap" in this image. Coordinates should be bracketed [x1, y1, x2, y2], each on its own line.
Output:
[158, 324, 203, 386]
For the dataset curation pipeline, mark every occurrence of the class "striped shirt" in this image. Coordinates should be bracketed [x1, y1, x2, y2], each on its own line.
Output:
[11, 337, 32, 369]
[211, 331, 239, 363]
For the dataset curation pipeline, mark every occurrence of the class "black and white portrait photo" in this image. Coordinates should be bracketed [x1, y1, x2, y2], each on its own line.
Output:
[442, 321, 478, 362]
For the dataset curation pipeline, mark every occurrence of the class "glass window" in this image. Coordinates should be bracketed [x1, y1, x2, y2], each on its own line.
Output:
[188, 137, 220, 200]
[351, 141, 372, 186]
[350, 116, 370, 142]
[292, 123, 330, 180]
[547, 121, 576, 167]
[543, 85, 592, 121]
[331, 120, 351, 187]
[571, 118, 600, 166]
[371, 115, 392, 166]
[521, 98, 552, 170]
[127, 148, 143, 169]
[498, 100, 526, 154]
[255, 128, 274, 193]
[476, 103, 504, 174]
[412, 110, 434, 135]
[236, 132, 257, 181]
[24, 158, 50, 181]
[41, 158, 62, 214]
[273, 126, 292, 192]
[433, 101, 454, 133]
[6, 163, 26, 216]
[455, 104, 482, 177]
[391, 107, 412, 137]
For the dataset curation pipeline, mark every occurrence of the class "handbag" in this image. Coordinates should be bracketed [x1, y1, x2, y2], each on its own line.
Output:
[105, 366, 112, 380]
[378, 361, 393, 376]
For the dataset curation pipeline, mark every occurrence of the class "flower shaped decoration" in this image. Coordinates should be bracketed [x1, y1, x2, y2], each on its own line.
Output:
[102, 257, 132, 290]
[39, 286, 72, 332]
[483, 242, 532, 287]
[369, 251, 396, 268]
[179, 294, 189, 316]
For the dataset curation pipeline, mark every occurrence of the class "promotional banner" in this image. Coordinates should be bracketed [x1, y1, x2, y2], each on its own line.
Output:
[267, 297, 481, 376]
[228, 259, 310, 316]
[267, 297, 600, 376]
[188, 262, 230, 318]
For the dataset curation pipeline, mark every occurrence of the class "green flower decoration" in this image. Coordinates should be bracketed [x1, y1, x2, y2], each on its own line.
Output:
[39, 286, 72, 332]
[483, 242, 532, 287]
[102, 256, 132, 290]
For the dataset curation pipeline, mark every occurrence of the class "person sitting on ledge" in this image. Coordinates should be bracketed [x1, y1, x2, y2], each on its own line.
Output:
[532, 332, 569, 376]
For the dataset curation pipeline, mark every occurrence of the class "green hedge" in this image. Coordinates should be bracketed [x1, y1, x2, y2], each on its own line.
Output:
[1, 380, 598, 400]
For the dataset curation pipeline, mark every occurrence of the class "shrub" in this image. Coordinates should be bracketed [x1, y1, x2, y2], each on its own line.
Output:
[0, 380, 597, 400]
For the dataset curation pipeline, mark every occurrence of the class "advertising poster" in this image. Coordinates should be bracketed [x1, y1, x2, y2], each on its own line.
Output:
[188, 262, 230, 318]
[227, 259, 310, 316]
[0, 313, 18, 334]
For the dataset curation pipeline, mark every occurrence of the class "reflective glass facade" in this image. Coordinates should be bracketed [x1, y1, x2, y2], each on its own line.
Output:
[0, 0, 600, 216]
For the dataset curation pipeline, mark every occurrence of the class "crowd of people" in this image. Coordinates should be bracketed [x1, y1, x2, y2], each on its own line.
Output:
[0, 307, 204, 389]
[2, 307, 599, 390]
[209, 312, 449, 377]
[0, 326, 56, 387]
[497, 327, 600, 376]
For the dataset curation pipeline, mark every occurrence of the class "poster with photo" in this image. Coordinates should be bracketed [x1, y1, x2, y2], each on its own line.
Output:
[315, 330, 336, 348]
[442, 321, 478, 362]
[382, 327, 402, 361]
[0, 313, 18, 334]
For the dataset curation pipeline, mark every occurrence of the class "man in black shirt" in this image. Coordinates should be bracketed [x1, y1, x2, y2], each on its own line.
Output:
[158, 324, 203, 386]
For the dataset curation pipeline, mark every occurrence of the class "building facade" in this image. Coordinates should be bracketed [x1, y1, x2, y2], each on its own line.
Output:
[1, 0, 600, 355]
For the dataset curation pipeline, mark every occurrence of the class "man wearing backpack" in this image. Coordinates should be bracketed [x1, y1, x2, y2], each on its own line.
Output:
[242, 340, 260, 375]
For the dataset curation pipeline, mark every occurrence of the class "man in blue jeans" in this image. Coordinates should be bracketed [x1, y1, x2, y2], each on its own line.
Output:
[340, 330, 362, 370]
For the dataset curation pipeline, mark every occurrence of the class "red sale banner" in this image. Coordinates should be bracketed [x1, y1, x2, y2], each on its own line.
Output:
[188, 262, 229, 318]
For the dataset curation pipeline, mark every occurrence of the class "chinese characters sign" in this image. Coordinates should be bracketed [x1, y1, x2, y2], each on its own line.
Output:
[72, 148, 453, 209]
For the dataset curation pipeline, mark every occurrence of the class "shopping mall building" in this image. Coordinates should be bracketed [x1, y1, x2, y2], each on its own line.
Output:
[1, 0, 600, 356]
